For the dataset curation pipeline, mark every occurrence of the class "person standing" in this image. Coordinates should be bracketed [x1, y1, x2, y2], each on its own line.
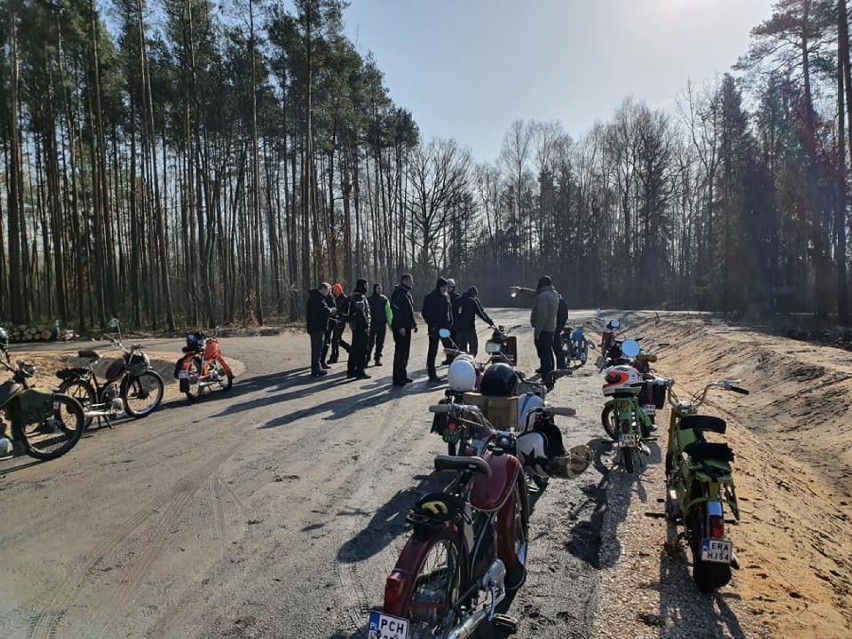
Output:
[329, 283, 350, 363]
[367, 283, 392, 366]
[391, 273, 417, 386]
[306, 282, 336, 377]
[553, 293, 569, 369]
[421, 277, 453, 382]
[347, 278, 372, 379]
[320, 288, 336, 369]
[510, 275, 559, 379]
[454, 286, 495, 356]
[443, 278, 462, 364]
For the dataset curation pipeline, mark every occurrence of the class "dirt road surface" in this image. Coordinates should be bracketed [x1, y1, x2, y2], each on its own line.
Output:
[0, 310, 849, 639]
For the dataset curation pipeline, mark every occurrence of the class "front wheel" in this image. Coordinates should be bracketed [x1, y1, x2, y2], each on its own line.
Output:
[123, 371, 164, 417]
[18, 394, 84, 460]
[601, 404, 618, 441]
[58, 379, 96, 430]
[621, 445, 635, 473]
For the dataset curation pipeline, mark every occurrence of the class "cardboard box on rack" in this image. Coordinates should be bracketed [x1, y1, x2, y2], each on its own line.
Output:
[462, 392, 518, 431]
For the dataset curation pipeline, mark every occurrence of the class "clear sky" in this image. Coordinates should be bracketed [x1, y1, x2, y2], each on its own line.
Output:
[343, 0, 776, 161]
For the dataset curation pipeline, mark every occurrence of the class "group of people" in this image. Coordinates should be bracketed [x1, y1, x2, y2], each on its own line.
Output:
[305, 273, 497, 386]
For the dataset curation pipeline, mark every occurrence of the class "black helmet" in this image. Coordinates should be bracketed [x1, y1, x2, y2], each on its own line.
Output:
[0, 327, 8, 349]
[480, 363, 518, 397]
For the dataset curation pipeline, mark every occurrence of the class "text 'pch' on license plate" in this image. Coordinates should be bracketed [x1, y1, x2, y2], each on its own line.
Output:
[368, 611, 409, 639]
[701, 538, 732, 564]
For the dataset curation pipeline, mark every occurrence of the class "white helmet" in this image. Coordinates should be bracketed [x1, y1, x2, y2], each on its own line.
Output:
[602, 365, 643, 396]
[448, 358, 477, 392]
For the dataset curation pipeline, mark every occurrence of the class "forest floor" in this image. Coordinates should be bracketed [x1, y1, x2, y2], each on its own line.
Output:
[0, 311, 849, 639]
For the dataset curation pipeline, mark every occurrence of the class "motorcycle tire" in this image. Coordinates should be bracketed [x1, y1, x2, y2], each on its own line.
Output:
[688, 503, 732, 593]
[211, 360, 233, 391]
[601, 405, 619, 441]
[184, 358, 204, 401]
[58, 379, 96, 430]
[123, 371, 164, 418]
[504, 477, 530, 591]
[19, 394, 84, 461]
[622, 446, 635, 474]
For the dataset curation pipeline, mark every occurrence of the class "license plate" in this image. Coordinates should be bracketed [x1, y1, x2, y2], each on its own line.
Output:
[620, 432, 638, 447]
[701, 538, 732, 564]
[52, 401, 60, 410]
[178, 370, 189, 379]
[368, 611, 409, 639]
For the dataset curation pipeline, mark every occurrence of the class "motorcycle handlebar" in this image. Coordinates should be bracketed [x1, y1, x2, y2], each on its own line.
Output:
[548, 406, 577, 417]
[730, 385, 749, 395]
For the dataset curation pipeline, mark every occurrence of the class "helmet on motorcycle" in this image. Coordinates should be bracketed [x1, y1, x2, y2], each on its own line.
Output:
[448, 358, 477, 392]
[602, 365, 643, 396]
[186, 332, 205, 352]
[0, 327, 8, 350]
[480, 363, 518, 397]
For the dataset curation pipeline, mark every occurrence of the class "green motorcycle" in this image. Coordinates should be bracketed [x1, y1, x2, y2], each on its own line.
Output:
[663, 378, 748, 592]
[0, 329, 85, 461]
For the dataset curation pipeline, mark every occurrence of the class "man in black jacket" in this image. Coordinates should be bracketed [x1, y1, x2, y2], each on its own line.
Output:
[329, 283, 350, 363]
[553, 293, 569, 369]
[391, 273, 417, 386]
[347, 278, 372, 379]
[367, 283, 391, 366]
[454, 286, 495, 356]
[306, 282, 336, 377]
[421, 277, 453, 382]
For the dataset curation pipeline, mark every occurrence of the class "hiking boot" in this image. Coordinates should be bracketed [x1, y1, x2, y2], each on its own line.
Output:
[357, 373, 372, 380]
[374, 359, 382, 366]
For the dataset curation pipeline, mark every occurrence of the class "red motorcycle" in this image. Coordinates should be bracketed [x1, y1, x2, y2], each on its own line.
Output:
[370, 403, 529, 638]
[176, 329, 235, 401]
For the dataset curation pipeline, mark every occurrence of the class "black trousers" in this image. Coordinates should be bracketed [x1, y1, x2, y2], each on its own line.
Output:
[367, 326, 387, 362]
[309, 331, 324, 374]
[552, 331, 566, 369]
[392, 329, 411, 384]
[455, 328, 479, 356]
[536, 331, 555, 379]
[348, 330, 369, 376]
[427, 329, 453, 378]
[331, 323, 350, 360]
[321, 327, 333, 364]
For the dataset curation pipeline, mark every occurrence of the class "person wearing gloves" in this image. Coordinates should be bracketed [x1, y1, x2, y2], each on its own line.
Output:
[391, 273, 417, 386]
[347, 278, 372, 379]
[421, 276, 453, 382]
[509, 275, 559, 378]
[306, 282, 337, 377]
[454, 286, 495, 356]
[367, 283, 392, 366]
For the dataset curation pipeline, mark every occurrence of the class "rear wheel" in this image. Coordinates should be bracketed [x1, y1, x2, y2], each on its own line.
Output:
[58, 379, 96, 430]
[19, 394, 84, 460]
[401, 535, 464, 638]
[184, 358, 204, 401]
[505, 478, 530, 590]
[621, 445, 635, 473]
[601, 405, 618, 441]
[123, 371, 164, 417]
[689, 503, 732, 592]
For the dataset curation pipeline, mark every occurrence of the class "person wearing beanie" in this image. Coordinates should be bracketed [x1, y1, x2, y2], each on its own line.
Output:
[391, 273, 417, 386]
[509, 275, 559, 378]
[329, 283, 351, 363]
[347, 278, 372, 379]
[367, 283, 392, 366]
[454, 285, 495, 356]
[421, 277, 453, 381]
[306, 282, 337, 376]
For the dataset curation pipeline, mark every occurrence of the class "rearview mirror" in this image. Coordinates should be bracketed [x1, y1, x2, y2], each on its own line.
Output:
[438, 328, 451, 339]
[609, 319, 620, 329]
[621, 339, 641, 358]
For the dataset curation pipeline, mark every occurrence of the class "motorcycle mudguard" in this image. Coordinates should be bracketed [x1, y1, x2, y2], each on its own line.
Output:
[216, 356, 234, 379]
[0, 380, 22, 412]
[470, 452, 522, 512]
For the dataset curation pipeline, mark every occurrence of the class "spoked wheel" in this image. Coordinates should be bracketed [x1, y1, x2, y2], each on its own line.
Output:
[184, 359, 204, 401]
[20, 394, 84, 460]
[689, 503, 732, 593]
[58, 379, 96, 430]
[621, 445, 635, 473]
[601, 405, 618, 441]
[123, 371, 164, 417]
[210, 360, 233, 391]
[405, 536, 464, 638]
[505, 478, 530, 591]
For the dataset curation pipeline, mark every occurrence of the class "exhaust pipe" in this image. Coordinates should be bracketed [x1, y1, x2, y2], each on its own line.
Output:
[446, 560, 506, 639]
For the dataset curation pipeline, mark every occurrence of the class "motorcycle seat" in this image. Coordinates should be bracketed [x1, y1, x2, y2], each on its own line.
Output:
[635, 353, 657, 363]
[78, 350, 101, 360]
[684, 441, 735, 463]
[434, 454, 492, 478]
[56, 367, 90, 380]
[679, 415, 727, 434]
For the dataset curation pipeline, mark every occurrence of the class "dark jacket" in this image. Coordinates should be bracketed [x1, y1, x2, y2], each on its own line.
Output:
[306, 289, 335, 333]
[449, 291, 462, 323]
[422, 284, 453, 330]
[335, 293, 351, 323]
[556, 295, 569, 331]
[455, 290, 494, 331]
[325, 293, 338, 330]
[350, 292, 371, 334]
[369, 292, 391, 329]
[391, 284, 416, 331]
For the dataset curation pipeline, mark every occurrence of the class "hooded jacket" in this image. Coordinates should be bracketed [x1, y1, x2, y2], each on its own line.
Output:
[306, 289, 336, 333]
[421, 278, 453, 330]
[530, 285, 559, 338]
[455, 286, 494, 331]
[369, 285, 392, 329]
[391, 283, 416, 331]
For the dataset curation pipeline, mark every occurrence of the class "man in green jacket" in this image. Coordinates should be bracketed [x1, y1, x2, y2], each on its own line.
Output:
[367, 283, 393, 366]
[510, 275, 559, 378]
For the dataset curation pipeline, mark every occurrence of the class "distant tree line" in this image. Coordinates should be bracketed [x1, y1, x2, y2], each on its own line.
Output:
[1, 0, 850, 329]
